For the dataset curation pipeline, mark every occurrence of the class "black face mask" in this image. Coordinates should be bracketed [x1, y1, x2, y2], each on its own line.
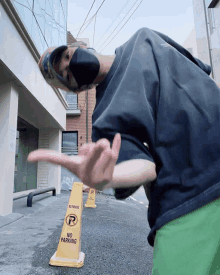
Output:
[69, 47, 100, 88]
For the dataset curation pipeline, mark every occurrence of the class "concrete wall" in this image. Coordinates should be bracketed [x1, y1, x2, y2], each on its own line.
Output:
[0, 3, 67, 130]
[0, 83, 19, 215]
[209, 0, 220, 83]
[191, 0, 220, 83]
[0, 2, 67, 215]
[183, 26, 198, 57]
[66, 89, 96, 147]
[37, 129, 62, 193]
[192, 0, 211, 67]
[62, 88, 96, 190]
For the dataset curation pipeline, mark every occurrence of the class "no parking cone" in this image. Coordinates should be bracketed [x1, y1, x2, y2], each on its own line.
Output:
[85, 188, 96, 208]
[49, 182, 85, 268]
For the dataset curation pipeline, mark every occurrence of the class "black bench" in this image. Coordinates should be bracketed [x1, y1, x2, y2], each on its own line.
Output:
[13, 187, 56, 207]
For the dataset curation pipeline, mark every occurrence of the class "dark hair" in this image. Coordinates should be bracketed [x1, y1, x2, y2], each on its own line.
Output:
[54, 51, 64, 66]
[54, 41, 89, 66]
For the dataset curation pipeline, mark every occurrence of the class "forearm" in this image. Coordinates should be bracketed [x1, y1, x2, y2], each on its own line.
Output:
[104, 159, 156, 190]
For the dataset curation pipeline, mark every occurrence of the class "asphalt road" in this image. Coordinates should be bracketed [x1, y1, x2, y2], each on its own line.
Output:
[0, 191, 154, 275]
[130, 186, 149, 207]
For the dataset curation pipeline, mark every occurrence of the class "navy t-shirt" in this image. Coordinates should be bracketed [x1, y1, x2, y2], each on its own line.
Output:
[92, 27, 220, 247]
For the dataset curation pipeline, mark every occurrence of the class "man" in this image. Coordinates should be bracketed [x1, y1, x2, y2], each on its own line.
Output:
[28, 27, 220, 274]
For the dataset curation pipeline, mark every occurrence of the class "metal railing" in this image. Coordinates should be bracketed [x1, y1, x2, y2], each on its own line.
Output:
[13, 188, 56, 207]
[67, 103, 79, 110]
[27, 187, 56, 207]
[61, 147, 78, 155]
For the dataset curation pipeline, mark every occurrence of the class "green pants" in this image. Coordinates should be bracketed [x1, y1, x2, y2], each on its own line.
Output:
[152, 197, 220, 275]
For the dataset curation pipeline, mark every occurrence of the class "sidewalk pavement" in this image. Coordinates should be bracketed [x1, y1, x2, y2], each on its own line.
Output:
[0, 190, 154, 275]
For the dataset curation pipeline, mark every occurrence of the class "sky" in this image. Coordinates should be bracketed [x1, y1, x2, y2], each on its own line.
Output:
[67, 0, 195, 55]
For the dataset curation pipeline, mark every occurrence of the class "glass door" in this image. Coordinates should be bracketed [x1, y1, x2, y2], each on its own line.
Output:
[14, 117, 39, 192]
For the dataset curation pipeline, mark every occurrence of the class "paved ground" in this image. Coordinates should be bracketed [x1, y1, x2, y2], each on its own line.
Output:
[0, 190, 154, 275]
[130, 186, 149, 207]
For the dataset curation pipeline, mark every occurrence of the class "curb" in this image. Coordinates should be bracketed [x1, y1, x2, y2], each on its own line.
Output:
[0, 213, 24, 229]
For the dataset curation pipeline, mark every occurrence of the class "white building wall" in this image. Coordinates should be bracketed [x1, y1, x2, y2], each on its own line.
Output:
[37, 131, 50, 189]
[0, 83, 19, 215]
[0, 2, 67, 215]
[0, 3, 66, 130]
[48, 129, 62, 194]
[189, 0, 220, 84]
[182, 26, 198, 58]
[37, 129, 62, 194]
[192, 0, 211, 67]
[209, 0, 220, 84]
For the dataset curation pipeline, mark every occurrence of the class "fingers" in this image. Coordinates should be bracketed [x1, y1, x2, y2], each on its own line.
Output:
[27, 149, 81, 174]
[79, 140, 109, 182]
[100, 133, 121, 182]
[78, 143, 96, 156]
[27, 149, 67, 165]
[87, 135, 120, 185]
[27, 149, 63, 163]
[91, 147, 112, 181]
[94, 139, 112, 171]
[96, 135, 120, 183]
[27, 134, 121, 190]
[112, 133, 121, 160]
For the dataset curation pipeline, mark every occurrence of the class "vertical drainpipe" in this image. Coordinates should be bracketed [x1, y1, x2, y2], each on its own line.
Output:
[202, 0, 214, 79]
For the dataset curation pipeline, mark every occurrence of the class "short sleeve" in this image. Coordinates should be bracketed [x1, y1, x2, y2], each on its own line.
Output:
[113, 133, 154, 199]
[115, 133, 154, 165]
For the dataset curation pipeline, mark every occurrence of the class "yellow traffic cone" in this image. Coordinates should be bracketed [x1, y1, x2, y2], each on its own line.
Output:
[49, 182, 85, 268]
[85, 188, 97, 208]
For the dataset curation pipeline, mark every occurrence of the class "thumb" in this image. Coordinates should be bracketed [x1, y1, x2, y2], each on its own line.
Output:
[112, 133, 121, 159]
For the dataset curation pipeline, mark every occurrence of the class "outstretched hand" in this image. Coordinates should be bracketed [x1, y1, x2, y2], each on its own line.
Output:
[27, 133, 121, 191]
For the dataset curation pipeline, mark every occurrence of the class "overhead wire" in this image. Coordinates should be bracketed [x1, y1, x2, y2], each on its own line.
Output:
[100, 0, 144, 53]
[14, 0, 49, 47]
[59, 0, 68, 33]
[59, 0, 66, 21]
[97, 0, 141, 52]
[13, 0, 67, 32]
[76, 0, 96, 39]
[92, 14, 97, 47]
[77, 0, 107, 39]
[14, 0, 143, 57]
[74, 13, 96, 36]
[34, 0, 56, 45]
[68, 14, 95, 33]
[47, 0, 64, 43]
[33, 0, 50, 47]
[94, 0, 131, 48]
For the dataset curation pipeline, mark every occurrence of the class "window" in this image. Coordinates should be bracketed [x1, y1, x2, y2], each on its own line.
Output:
[66, 92, 78, 110]
[12, 0, 68, 54]
[205, 0, 216, 35]
[208, 8, 215, 34]
[13, 0, 33, 36]
[62, 132, 78, 155]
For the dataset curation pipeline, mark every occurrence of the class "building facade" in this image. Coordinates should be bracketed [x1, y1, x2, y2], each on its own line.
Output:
[0, 0, 97, 217]
[183, 0, 220, 85]
[5, 0, 218, 217]
[0, 0, 68, 216]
